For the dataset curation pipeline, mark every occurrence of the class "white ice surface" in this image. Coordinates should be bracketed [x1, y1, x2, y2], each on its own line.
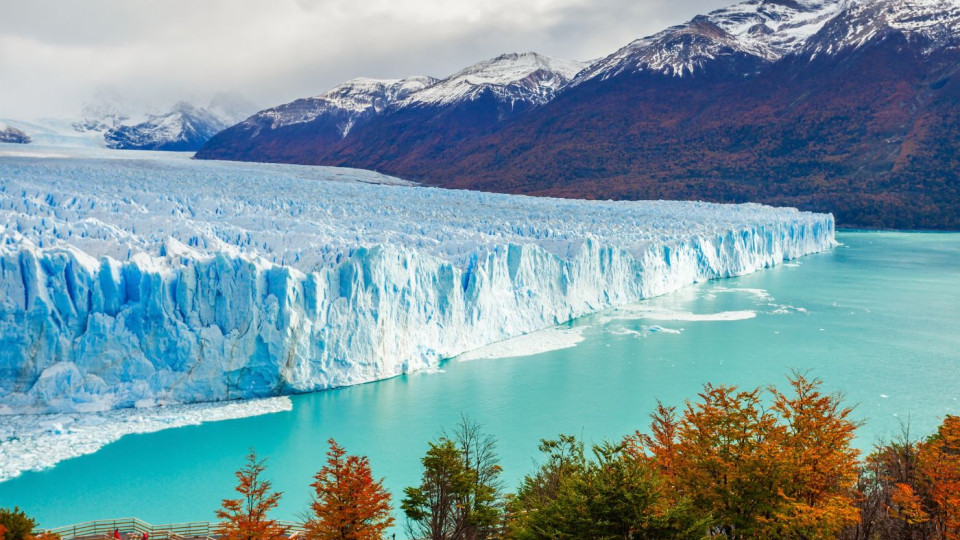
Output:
[0, 145, 834, 415]
[455, 325, 587, 362]
[0, 396, 291, 482]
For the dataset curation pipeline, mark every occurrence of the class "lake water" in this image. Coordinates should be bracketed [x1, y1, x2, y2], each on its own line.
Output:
[2, 231, 959, 528]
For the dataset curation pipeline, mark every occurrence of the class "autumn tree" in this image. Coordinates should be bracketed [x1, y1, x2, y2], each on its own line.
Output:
[215, 450, 288, 540]
[305, 438, 393, 540]
[917, 416, 960, 539]
[841, 426, 927, 540]
[843, 417, 960, 540]
[765, 372, 861, 538]
[639, 372, 861, 539]
[0, 524, 7, 540]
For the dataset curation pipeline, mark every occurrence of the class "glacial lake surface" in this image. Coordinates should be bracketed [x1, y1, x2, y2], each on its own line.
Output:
[3, 231, 959, 527]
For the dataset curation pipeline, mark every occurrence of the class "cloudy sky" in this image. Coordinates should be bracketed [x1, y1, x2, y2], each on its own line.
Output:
[0, 0, 730, 119]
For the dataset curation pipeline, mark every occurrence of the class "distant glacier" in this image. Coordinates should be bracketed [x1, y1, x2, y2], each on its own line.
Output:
[0, 151, 835, 414]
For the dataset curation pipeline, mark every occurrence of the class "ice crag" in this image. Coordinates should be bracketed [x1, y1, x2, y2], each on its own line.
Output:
[0, 151, 835, 414]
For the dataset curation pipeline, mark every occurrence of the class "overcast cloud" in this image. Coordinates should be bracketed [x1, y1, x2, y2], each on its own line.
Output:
[0, 0, 730, 119]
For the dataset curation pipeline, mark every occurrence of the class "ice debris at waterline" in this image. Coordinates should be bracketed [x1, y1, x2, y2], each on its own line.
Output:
[0, 396, 292, 481]
[0, 152, 835, 414]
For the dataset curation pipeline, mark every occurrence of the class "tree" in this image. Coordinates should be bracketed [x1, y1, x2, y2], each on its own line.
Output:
[508, 435, 708, 539]
[305, 438, 393, 540]
[765, 372, 861, 538]
[0, 524, 7, 540]
[0, 508, 36, 540]
[640, 373, 861, 539]
[402, 438, 474, 540]
[403, 418, 506, 540]
[215, 450, 287, 540]
[446, 416, 505, 539]
[918, 416, 960, 539]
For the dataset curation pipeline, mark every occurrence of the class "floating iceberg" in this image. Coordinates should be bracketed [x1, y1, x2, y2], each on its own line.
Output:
[0, 150, 835, 414]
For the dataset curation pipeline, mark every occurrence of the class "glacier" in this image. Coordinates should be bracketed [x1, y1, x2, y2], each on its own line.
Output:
[0, 149, 835, 415]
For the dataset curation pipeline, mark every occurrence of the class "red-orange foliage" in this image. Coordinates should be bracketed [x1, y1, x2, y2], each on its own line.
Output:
[0, 524, 7, 540]
[848, 416, 960, 539]
[305, 438, 393, 540]
[215, 450, 288, 540]
[635, 372, 861, 538]
[918, 416, 960, 539]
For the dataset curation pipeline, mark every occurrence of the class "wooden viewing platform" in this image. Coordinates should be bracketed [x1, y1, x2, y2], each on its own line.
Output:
[41, 518, 307, 540]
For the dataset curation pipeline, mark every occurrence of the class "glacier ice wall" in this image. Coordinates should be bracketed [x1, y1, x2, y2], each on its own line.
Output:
[0, 152, 835, 413]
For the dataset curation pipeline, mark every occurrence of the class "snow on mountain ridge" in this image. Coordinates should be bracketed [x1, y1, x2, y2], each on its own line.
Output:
[104, 101, 228, 151]
[242, 53, 585, 137]
[577, 0, 960, 82]
[252, 76, 437, 136]
[576, 0, 843, 81]
[400, 52, 587, 108]
[802, 0, 960, 56]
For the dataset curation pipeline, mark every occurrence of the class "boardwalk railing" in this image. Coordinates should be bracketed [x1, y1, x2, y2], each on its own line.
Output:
[42, 518, 306, 540]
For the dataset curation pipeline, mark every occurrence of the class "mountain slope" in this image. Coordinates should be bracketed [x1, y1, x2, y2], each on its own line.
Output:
[0, 123, 31, 144]
[575, 0, 842, 81]
[74, 93, 259, 152]
[195, 53, 585, 163]
[196, 77, 436, 162]
[103, 102, 228, 151]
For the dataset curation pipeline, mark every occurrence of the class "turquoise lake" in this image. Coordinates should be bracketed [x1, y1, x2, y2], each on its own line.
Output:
[2, 231, 959, 527]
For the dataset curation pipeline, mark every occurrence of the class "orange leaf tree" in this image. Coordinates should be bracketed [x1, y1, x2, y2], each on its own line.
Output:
[765, 372, 861, 537]
[918, 415, 960, 539]
[639, 372, 861, 539]
[305, 438, 394, 540]
[215, 450, 287, 540]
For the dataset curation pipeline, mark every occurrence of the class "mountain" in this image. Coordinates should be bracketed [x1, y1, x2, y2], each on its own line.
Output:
[198, 0, 960, 229]
[0, 123, 31, 144]
[196, 76, 436, 161]
[104, 96, 260, 151]
[195, 52, 585, 163]
[398, 52, 585, 108]
[575, 0, 842, 81]
[103, 102, 228, 151]
[74, 93, 259, 151]
[75, 88, 133, 132]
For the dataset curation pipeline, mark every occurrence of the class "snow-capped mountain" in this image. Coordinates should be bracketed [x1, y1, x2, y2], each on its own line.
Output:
[105, 102, 230, 151]
[801, 0, 960, 57]
[196, 52, 584, 162]
[74, 93, 258, 151]
[576, 0, 842, 81]
[0, 123, 31, 144]
[401, 52, 585, 108]
[249, 76, 436, 137]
